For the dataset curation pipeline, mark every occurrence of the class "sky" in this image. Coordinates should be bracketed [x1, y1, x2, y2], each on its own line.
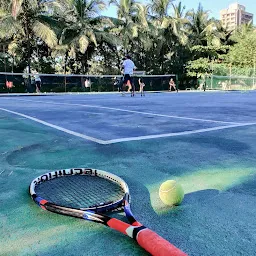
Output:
[101, 0, 255, 24]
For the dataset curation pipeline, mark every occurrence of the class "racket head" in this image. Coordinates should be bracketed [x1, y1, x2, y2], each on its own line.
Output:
[29, 168, 130, 213]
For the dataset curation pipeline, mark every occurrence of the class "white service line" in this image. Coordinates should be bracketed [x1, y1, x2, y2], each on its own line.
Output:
[10, 98, 240, 125]
[1, 106, 255, 145]
[104, 122, 256, 144]
[0, 107, 107, 145]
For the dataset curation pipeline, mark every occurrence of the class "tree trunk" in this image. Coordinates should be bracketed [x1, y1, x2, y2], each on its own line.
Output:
[64, 51, 68, 74]
[24, 0, 32, 92]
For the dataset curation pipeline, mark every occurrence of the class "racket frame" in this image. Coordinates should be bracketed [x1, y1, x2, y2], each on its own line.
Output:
[30, 168, 130, 215]
[29, 168, 186, 256]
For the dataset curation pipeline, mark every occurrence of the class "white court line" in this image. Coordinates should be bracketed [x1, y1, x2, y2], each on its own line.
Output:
[104, 122, 256, 144]
[9, 98, 240, 125]
[1, 107, 256, 145]
[0, 108, 107, 145]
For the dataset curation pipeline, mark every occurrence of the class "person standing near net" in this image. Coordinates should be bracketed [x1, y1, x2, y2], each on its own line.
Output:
[169, 78, 178, 92]
[113, 76, 123, 92]
[122, 55, 136, 97]
[138, 77, 145, 96]
[119, 58, 126, 94]
[84, 78, 91, 90]
[34, 72, 41, 93]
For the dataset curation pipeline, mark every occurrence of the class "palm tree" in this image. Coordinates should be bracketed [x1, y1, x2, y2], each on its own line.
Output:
[149, 0, 173, 20]
[213, 20, 234, 46]
[110, 0, 147, 55]
[55, 0, 117, 73]
[159, 2, 190, 76]
[131, 3, 151, 69]
[169, 2, 188, 45]
[110, 0, 138, 54]
[0, 0, 59, 92]
[0, 0, 58, 74]
[147, 0, 186, 73]
[186, 3, 216, 47]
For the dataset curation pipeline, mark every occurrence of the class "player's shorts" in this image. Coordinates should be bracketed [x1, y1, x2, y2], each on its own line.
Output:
[36, 81, 41, 89]
[123, 74, 133, 85]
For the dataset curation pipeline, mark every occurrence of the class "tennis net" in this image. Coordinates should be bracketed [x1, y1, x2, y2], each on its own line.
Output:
[0, 72, 177, 94]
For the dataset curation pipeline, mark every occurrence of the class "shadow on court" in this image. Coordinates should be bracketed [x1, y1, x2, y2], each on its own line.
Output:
[1, 92, 256, 256]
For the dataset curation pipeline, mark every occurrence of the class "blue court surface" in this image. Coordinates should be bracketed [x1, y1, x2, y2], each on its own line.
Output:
[1, 91, 256, 256]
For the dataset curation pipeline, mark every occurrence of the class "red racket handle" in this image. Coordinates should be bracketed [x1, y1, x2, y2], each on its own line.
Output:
[107, 219, 187, 256]
[137, 228, 187, 256]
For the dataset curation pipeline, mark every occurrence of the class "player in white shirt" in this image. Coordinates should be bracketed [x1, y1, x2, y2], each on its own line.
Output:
[122, 55, 136, 97]
[34, 73, 41, 93]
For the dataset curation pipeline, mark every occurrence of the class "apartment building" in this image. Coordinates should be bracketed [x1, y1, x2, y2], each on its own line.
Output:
[220, 3, 253, 30]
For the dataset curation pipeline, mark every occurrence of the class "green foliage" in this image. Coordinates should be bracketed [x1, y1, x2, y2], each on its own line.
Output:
[191, 45, 230, 60]
[212, 63, 255, 77]
[0, 0, 255, 90]
[186, 58, 211, 78]
[0, 0, 58, 73]
[226, 31, 256, 68]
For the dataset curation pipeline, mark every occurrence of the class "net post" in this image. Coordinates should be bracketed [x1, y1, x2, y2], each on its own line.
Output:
[175, 74, 179, 90]
[253, 61, 256, 88]
[64, 76, 67, 92]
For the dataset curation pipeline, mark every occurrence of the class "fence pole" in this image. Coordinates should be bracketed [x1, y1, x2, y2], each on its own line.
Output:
[211, 61, 213, 89]
[229, 64, 232, 89]
[253, 60, 255, 88]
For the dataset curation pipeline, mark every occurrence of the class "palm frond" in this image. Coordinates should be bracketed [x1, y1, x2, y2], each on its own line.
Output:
[78, 34, 89, 53]
[11, 0, 23, 19]
[0, 15, 24, 38]
[32, 20, 57, 48]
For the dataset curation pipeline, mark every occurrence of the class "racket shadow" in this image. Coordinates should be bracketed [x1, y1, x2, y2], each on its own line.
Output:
[115, 176, 183, 231]
[115, 176, 158, 216]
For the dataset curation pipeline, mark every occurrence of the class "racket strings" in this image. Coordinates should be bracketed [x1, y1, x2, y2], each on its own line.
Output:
[35, 175, 125, 209]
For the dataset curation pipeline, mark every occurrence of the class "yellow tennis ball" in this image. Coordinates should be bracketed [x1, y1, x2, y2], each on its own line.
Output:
[159, 180, 184, 206]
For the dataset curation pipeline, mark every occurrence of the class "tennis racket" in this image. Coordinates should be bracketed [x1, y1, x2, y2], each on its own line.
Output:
[29, 168, 187, 256]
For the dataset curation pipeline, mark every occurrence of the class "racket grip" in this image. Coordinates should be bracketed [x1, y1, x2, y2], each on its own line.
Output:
[136, 228, 187, 256]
